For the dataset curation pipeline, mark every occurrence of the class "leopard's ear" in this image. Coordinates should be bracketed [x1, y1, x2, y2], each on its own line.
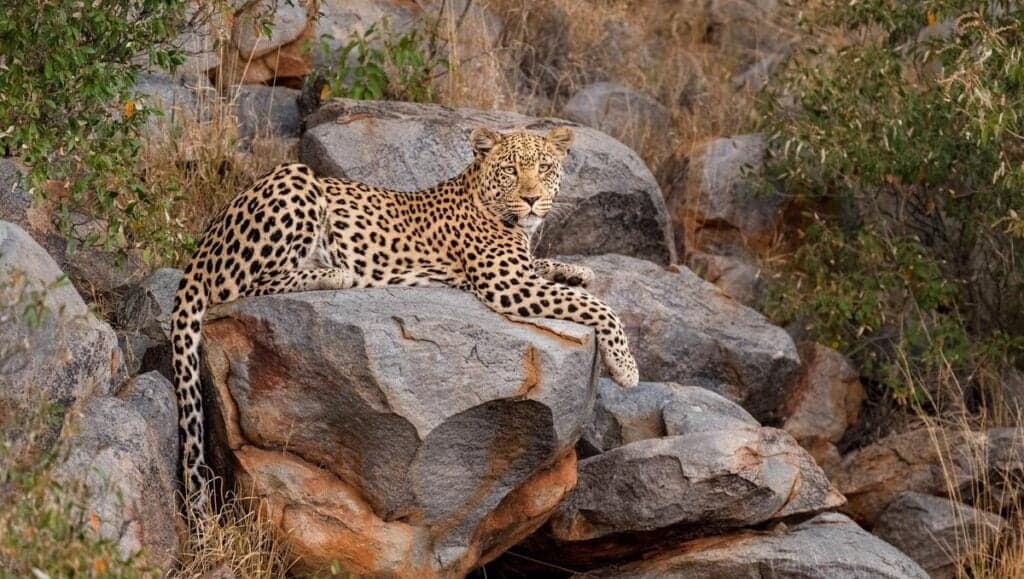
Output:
[547, 126, 574, 155]
[470, 127, 502, 155]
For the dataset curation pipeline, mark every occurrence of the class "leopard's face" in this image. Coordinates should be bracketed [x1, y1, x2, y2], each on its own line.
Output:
[469, 127, 574, 234]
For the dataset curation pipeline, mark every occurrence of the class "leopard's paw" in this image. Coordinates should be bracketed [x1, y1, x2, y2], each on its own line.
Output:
[565, 265, 595, 288]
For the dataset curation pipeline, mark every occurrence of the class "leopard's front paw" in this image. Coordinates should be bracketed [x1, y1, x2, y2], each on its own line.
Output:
[560, 265, 595, 287]
[607, 350, 639, 388]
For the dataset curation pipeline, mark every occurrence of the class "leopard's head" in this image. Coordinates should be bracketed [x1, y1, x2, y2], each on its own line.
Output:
[468, 127, 574, 234]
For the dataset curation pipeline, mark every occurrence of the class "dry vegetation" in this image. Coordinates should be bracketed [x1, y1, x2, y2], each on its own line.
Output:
[435, 0, 767, 170]
[172, 489, 295, 578]
[134, 95, 295, 266]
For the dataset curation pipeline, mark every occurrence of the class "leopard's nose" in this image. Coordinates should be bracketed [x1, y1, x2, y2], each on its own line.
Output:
[522, 196, 539, 206]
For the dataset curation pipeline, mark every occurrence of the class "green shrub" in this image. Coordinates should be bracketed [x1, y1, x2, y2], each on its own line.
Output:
[760, 1, 1024, 405]
[312, 18, 448, 103]
[0, 0, 185, 254]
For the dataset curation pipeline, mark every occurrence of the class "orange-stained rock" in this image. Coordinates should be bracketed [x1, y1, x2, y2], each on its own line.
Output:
[781, 342, 865, 469]
[201, 288, 598, 577]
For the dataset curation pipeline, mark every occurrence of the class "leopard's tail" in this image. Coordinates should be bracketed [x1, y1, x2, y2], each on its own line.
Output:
[171, 269, 212, 512]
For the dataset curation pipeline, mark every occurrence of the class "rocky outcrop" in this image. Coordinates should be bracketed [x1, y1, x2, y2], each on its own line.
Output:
[1, 222, 179, 571]
[562, 82, 673, 155]
[56, 372, 181, 571]
[0, 220, 123, 460]
[581, 379, 759, 454]
[115, 268, 182, 377]
[874, 492, 1006, 578]
[300, 99, 677, 264]
[831, 426, 1024, 533]
[505, 382, 842, 571]
[781, 342, 865, 470]
[200, 287, 598, 577]
[574, 513, 928, 579]
[663, 134, 787, 258]
[565, 254, 800, 421]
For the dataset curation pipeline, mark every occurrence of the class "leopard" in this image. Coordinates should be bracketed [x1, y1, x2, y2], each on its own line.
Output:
[170, 126, 640, 510]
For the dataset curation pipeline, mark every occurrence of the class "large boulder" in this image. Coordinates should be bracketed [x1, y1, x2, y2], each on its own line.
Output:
[582, 379, 758, 455]
[115, 268, 182, 377]
[833, 427, 1024, 526]
[300, 98, 677, 265]
[562, 82, 673, 155]
[200, 287, 599, 577]
[55, 372, 181, 571]
[780, 342, 865, 470]
[0, 221, 123, 461]
[574, 512, 928, 579]
[663, 134, 787, 259]
[566, 254, 800, 421]
[509, 384, 842, 570]
[554, 427, 843, 540]
[873, 492, 1006, 579]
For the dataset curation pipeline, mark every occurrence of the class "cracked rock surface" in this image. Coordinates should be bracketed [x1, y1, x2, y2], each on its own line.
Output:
[200, 287, 597, 577]
[507, 382, 844, 571]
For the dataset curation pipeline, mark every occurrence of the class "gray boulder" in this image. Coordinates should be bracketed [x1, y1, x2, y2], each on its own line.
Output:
[830, 427, 1012, 525]
[135, 73, 205, 125]
[575, 513, 928, 578]
[0, 221, 123, 460]
[780, 342, 865, 470]
[115, 268, 182, 376]
[314, 0, 418, 67]
[664, 134, 788, 259]
[874, 492, 1006, 578]
[551, 427, 844, 546]
[562, 82, 673, 154]
[55, 371, 180, 571]
[567, 253, 800, 421]
[233, 0, 310, 59]
[300, 98, 676, 264]
[201, 287, 597, 577]
[582, 378, 757, 454]
[233, 85, 302, 140]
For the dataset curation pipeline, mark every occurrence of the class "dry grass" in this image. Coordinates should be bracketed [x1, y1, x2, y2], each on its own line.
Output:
[134, 94, 295, 267]
[896, 343, 1024, 578]
[172, 488, 294, 579]
[434, 0, 766, 171]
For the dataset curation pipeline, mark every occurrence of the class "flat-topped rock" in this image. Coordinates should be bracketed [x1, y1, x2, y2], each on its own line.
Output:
[566, 254, 800, 421]
[200, 287, 599, 577]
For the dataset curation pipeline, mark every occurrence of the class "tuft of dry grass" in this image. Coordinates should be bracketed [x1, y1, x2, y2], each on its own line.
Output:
[172, 487, 294, 579]
[132, 81, 296, 268]
[896, 343, 1024, 578]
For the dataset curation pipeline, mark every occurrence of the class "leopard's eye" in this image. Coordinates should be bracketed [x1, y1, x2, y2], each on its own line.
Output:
[500, 165, 516, 176]
[539, 162, 553, 173]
